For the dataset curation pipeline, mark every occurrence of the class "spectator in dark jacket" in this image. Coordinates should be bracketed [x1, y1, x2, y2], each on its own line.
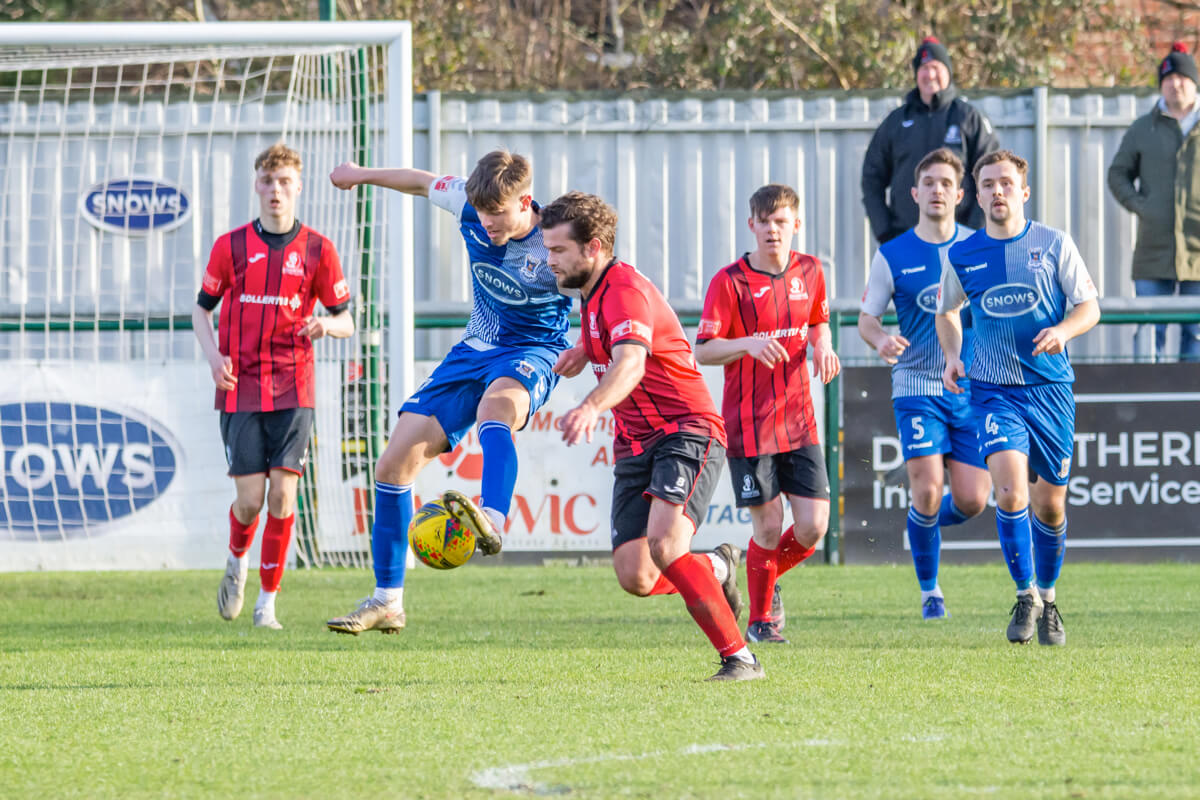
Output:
[1108, 42, 1200, 361]
[861, 37, 1000, 244]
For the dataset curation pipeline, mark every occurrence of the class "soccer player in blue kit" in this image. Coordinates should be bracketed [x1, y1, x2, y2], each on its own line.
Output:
[936, 150, 1099, 646]
[859, 148, 991, 620]
[324, 150, 571, 634]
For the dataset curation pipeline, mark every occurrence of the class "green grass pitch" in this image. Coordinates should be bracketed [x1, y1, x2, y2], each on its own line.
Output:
[2, 562, 1198, 799]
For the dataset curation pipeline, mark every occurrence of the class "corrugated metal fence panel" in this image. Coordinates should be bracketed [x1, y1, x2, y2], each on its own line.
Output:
[414, 89, 1160, 360]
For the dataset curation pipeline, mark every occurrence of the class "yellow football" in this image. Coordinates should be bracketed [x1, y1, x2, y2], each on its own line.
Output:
[408, 499, 476, 569]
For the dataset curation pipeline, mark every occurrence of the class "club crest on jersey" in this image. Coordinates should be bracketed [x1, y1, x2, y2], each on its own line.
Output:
[514, 359, 535, 378]
[944, 124, 962, 145]
[917, 284, 941, 314]
[1059, 457, 1071, 479]
[520, 255, 543, 282]
[589, 311, 601, 338]
[283, 251, 304, 276]
[981, 282, 1041, 318]
[788, 277, 808, 301]
[1027, 248, 1045, 270]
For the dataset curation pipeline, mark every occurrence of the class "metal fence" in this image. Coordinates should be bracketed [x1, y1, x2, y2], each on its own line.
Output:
[411, 87, 1164, 360]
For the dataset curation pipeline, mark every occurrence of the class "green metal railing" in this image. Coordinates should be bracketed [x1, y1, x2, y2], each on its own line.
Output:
[8, 299, 1199, 566]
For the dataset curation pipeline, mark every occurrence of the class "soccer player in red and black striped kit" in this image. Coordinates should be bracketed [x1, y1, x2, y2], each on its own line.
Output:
[192, 144, 355, 629]
[543, 191, 762, 682]
[695, 184, 840, 645]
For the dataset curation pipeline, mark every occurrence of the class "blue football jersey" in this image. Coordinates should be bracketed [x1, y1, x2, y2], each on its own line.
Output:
[861, 225, 974, 398]
[429, 176, 571, 350]
[938, 220, 1097, 386]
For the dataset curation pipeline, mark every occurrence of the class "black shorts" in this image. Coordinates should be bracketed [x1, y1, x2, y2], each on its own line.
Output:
[219, 408, 315, 477]
[610, 432, 725, 550]
[728, 444, 829, 507]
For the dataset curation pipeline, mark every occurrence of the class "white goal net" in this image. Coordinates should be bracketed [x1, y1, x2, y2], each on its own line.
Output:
[0, 22, 413, 571]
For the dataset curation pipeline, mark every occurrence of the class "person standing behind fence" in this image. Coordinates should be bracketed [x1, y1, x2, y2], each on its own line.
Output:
[1107, 42, 1200, 362]
[862, 36, 999, 244]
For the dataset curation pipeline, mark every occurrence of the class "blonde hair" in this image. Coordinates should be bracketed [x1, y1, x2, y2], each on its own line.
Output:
[254, 143, 303, 173]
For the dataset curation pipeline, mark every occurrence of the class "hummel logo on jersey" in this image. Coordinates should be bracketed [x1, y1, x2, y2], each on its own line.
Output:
[902, 119, 915, 128]
[901, 266, 925, 275]
[963, 264, 987, 273]
[249, 253, 267, 264]
[753, 286, 771, 298]
[467, 228, 491, 247]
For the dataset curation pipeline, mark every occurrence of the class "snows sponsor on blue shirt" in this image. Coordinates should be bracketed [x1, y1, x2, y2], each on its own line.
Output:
[938, 220, 1097, 386]
[429, 176, 571, 350]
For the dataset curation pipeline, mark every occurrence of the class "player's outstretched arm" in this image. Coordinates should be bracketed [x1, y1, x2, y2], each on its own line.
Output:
[561, 343, 646, 446]
[1032, 298, 1100, 357]
[808, 322, 841, 384]
[694, 336, 788, 368]
[857, 312, 910, 366]
[298, 309, 355, 342]
[329, 162, 437, 196]
[934, 311, 966, 394]
[191, 304, 236, 391]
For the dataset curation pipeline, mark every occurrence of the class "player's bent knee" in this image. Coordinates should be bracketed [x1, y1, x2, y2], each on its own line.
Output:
[615, 569, 658, 597]
[911, 486, 942, 516]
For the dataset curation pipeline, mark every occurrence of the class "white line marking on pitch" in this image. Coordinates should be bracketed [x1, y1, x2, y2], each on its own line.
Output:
[471, 736, 924, 793]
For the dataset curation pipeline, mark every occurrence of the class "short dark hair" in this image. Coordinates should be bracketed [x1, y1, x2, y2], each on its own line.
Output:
[539, 191, 618, 255]
[465, 149, 532, 212]
[914, 147, 965, 185]
[748, 184, 800, 219]
[255, 143, 302, 173]
[972, 149, 1029, 187]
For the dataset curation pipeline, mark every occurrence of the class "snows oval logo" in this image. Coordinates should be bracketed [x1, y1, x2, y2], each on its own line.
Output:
[981, 283, 1041, 318]
[1, 402, 179, 538]
[472, 262, 530, 305]
[916, 284, 941, 314]
[80, 177, 191, 234]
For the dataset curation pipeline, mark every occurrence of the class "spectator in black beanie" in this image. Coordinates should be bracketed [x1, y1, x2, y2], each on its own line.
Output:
[861, 36, 1000, 244]
[1108, 42, 1200, 361]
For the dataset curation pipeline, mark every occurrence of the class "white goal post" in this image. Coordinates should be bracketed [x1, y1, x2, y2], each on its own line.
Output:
[0, 22, 413, 571]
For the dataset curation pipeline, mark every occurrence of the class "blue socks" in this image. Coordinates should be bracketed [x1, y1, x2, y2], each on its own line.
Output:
[372, 481, 413, 589]
[1032, 515, 1067, 590]
[938, 495, 971, 527]
[996, 505, 1034, 590]
[478, 420, 517, 518]
[906, 507, 941, 592]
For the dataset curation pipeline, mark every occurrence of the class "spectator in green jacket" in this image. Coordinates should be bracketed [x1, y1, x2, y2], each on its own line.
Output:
[1108, 42, 1200, 362]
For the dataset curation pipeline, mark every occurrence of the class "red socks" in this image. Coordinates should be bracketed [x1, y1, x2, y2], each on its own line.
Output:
[647, 572, 678, 595]
[662, 553, 745, 657]
[777, 525, 817, 574]
[746, 538, 778, 624]
[258, 514, 295, 593]
[228, 507, 259, 557]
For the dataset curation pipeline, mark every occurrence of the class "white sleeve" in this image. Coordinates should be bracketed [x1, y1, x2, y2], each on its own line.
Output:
[936, 262, 967, 313]
[1056, 234, 1099, 305]
[427, 175, 469, 220]
[860, 251, 895, 317]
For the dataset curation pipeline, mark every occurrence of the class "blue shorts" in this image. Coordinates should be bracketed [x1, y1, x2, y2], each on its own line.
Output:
[970, 381, 1075, 485]
[402, 340, 561, 451]
[892, 391, 985, 468]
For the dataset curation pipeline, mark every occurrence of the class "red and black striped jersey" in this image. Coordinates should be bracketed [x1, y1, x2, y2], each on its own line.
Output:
[200, 221, 349, 412]
[580, 260, 725, 460]
[697, 251, 829, 457]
